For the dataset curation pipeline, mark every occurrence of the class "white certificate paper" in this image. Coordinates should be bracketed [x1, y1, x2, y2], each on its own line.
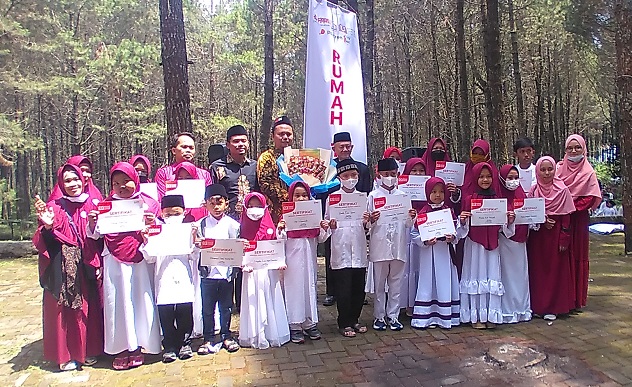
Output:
[96, 199, 146, 234]
[374, 195, 411, 225]
[518, 169, 533, 191]
[328, 192, 367, 222]
[513, 198, 545, 225]
[143, 223, 193, 256]
[165, 179, 206, 208]
[435, 161, 466, 186]
[199, 239, 244, 267]
[139, 183, 158, 201]
[416, 209, 456, 241]
[243, 240, 286, 270]
[398, 175, 430, 201]
[282, 200, 322, 231]
[471, 198, 508, 226]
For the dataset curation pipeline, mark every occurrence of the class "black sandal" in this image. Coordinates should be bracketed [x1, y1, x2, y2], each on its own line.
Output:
[353, 323, 368, 333]
[222, 338, 240, 353]
[339, 327, 356, 338]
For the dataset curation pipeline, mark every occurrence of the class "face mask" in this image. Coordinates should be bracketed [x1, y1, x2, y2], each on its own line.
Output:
[568, 154, 584, 163]
[138, 171, 148, 184]
[470, 153, 488, 164]
[341, 178, 358, 190]
[246, 207, 265, 221]
[429, 202, 444, 209]
[164, 214, 184, 224]
[504, 179, 520, 191]
[431, 150, 446, 162]
[379, 176, 397, 189]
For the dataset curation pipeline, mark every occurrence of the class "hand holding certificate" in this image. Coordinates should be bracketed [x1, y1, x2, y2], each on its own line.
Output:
[374, 195, 412, 225]
[96, 199, 146, 234]
[144, 223, 194, 256]
[398, 175, 430, 201]
[165, 179, 206, 208]
[199, 239, 244, 267]
[282, 200, 322, 231]
[435, 161, 466, 186]
[513, 198, 545, 225]
[328, 193, 367, 222]
[471, 198, 508, 226]
[243, 240, 286, 270]
[416, 209, 456, 241]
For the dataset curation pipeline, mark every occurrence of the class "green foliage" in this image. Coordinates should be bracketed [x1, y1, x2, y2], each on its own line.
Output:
[592, 160, 615, 185]
[0, 115, 42, 152]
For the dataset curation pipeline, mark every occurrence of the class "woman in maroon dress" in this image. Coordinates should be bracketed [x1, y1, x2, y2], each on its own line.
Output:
[556, 134, 601, 310]
[527, 156, 576, 319]
[33, 164, 104, 371]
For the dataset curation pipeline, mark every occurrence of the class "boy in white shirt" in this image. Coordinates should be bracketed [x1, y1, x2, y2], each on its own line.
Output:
[196, 184, 241, 354]
[325, 159, 371, 338]
[367, 158, 416, 331]
[513, 137, 537, 191]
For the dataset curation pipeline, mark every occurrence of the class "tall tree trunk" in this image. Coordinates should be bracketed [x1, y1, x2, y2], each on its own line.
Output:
[456, 0, 471, 152]
[508, 0, 525, 137]
[159, 0, 193, 138]
[365, 0, 380, 168]
[259, 0, 274, 152]
[615, 0, 632, 253]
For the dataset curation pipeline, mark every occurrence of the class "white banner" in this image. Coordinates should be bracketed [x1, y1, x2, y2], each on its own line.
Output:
[303, 0, 366, 163]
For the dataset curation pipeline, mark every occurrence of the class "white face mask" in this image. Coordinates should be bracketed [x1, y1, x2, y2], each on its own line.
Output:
[341, 178, 358, 190]
[568, 154, 584, 163]
[379, 176, 397, 189]
[163, 214, 185, 224]
[429, 202, 444, 209]
[504, 179, 520, 191]
[246, 207, 265, 221]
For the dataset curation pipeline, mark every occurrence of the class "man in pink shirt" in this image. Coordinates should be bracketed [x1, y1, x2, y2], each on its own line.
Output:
[154, 132, 214, 200]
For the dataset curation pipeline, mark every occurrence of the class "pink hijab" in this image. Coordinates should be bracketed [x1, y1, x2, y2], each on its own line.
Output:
[48, 155, 103, 202]
[462, 162, 501, 251]
[239, 192, 277, 241]
[529, 156, 576, 216]
[420, 138, 452, 176]
[104, 162, 160, 263]
[402, 158, 428, 212]
[556, 134, 601, 209]
[499, 164, 528, 243]
[286, 181, 320, 239]
[129, 154, 152, 182]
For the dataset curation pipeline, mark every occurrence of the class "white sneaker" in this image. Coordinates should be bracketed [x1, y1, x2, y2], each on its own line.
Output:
[543, 314, 557, 321]
[59, 360, 78, 371]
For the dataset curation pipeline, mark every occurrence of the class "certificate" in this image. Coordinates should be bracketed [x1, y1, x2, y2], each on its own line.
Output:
[374, 195, 411, 225]
[144, 223, 193, 256]
[471, 198, 508, 226]
[96, 199, 146, 234]
[199, 239, 244, 267]
[518, 169, 533, 191]
[398, 175, 430, 201]
[328, 192, 367, 222]
[165, 179, 206, 208]
[243, 240, 286, 270]
[139, 183, 158, 201]
[513, 198, 545, 225]
[281, 200, 322, 231]
[435, 161, 466, 186]
[416, 209, 456, 241]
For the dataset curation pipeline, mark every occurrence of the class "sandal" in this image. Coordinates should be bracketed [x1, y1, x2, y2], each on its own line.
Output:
[128, 354, 144, 368]
[339, 327, 357, 338]
[353, 323, 368, 334]
[222, 338, 240, 353]
[112, 356, 129, 371]
[471, 322, 486, 330]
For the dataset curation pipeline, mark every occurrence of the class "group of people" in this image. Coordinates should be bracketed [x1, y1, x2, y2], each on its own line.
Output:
[33, 115, 601, 372]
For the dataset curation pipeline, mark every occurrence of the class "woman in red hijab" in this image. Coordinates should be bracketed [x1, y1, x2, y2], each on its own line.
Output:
[172, 161, 209, 222]
[528, 156, 576, 320]
[556, 134, 601, 310]
[497, 165, 532, 323]
[33, 164, 103, 371]
[383, 146, 402, 161]
[48, 155, 103, 203]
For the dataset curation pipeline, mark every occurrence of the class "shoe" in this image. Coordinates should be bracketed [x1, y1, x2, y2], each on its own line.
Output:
[388, 317, 404, 331]
[59, 360, 78, 371]
[323, 295, 336, 306]
[178, 345, 193, 360]
[471, 322, 486, 329]
[372, 318, 387, 331]
[162, 352, 177, 363]
[543, 314, 557, 321]
[290, 329, 305, 344]
[303, 326, 322, 340]
[83, 356, 97, 366]
[197, 342, 221, 355]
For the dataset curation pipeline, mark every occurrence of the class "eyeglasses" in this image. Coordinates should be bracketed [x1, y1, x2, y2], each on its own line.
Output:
[565, 145, 583, 152]
[337, 144, 353, 150]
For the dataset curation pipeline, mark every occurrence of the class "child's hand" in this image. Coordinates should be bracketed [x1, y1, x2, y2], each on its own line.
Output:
[370, 210, 380, 223]
[424, 237, 437, 246]
[507, 211, 515, 225]
[278, 264, 287, 271]
[140, 227, 149, 245]
[320, 220, 330, 231]
[445, 234, 455, 243]
[446, 183, 457, 193]
[88, 210, 99, 230]
[545, 216, 556, 230]
[277, 220, 286, 232]
[242, 265, 254, 273]
[362, 212, 370, 226]
[144, 212, 156, 225]
[191, 225, 198, 240]
[459, 211, 471, 225]
[329, 219, 338, 230]
[408, 209, 417, 219]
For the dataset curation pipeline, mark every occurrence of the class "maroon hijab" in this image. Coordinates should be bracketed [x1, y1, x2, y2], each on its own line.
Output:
[239, 192, 277, 241]
[48, 155, 103, 202]
[403, 158, 428, 211]
[462, 139, 501, 199]
[420, 138, 452, 176]
[462, 162, 501, 251]
[104, 162, 160, 263]
[418, 177, 455, 219]
[499, 164, 528, 243]
[286, 181, 320, 239]
[129, 154, 153, 182]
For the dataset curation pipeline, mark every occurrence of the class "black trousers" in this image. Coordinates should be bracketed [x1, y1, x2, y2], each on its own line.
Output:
[157, 303, 193, 353]
[234, 268, 243, 310]
[332, 268, 366, 329]
[323, 238, 335, 296]
[201, 278, 233, 342]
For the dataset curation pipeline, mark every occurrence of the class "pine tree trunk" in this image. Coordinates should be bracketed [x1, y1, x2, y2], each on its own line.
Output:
[259, 0, 274, 152]
[456, 0, 471, 152]
[508, 0, 525, 137]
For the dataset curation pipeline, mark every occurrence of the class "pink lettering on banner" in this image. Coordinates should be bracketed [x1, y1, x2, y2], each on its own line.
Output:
[330, 49, 343, 126]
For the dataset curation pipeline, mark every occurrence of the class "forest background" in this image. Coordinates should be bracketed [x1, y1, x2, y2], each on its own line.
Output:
[0, 0, 629, 242]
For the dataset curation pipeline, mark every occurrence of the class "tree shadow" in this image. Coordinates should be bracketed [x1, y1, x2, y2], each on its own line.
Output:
[8, 339, 57, 373]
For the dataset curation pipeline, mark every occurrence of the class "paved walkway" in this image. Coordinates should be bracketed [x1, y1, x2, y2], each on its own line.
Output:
[1, 234, 631, 386]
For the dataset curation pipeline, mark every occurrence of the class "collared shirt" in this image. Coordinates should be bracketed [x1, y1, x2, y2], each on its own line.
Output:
[367, 186, 414, 263]
[197, 214, 241, 280]
[211, 154, 258, 220]
[154, 163, 214, 200]
[256, 148, 288, 224]
[324, 188, 368, 269]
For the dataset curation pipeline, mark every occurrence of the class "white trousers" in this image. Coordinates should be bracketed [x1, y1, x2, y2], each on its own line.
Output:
[372, 260, 406, 320]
